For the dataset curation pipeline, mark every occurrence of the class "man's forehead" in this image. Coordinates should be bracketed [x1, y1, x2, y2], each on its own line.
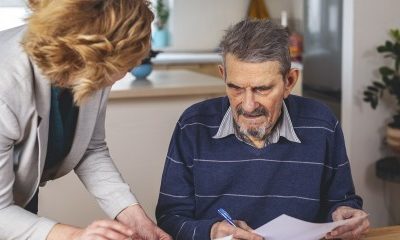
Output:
[224, 55, 281, 72]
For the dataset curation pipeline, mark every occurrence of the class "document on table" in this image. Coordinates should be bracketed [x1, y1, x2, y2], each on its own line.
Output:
[214, 214, 366, 240]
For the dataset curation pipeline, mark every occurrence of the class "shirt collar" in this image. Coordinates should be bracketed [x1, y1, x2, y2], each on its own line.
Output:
[213, 101, 301, 145]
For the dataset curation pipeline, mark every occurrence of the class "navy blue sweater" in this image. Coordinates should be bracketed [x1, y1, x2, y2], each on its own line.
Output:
[156, 95, 362, 240]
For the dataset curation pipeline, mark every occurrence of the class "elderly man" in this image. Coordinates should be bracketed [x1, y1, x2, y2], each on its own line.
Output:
[156, 19, 369, 240]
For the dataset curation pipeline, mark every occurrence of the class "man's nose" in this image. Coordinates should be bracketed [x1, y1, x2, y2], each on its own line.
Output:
[242, 89, 258, 113]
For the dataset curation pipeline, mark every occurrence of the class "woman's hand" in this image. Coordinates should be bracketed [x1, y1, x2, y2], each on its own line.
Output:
[72, 220, 134, 240]
[47, 220, 133, 240]
[116, 204, 172, 240]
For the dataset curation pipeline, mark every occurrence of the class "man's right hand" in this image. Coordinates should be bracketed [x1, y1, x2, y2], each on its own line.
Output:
[47, 220, 134, 240]
[210, 220, 264, 240]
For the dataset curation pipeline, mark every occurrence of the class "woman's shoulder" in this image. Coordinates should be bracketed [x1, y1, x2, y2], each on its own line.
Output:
[0, 25, 26, 41]
[0, 25, 27, 58]
[0, 26, 36, 116]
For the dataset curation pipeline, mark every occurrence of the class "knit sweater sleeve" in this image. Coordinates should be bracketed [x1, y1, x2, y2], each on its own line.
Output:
[324, 121, 363, 221]
[156, 122, 219, 240]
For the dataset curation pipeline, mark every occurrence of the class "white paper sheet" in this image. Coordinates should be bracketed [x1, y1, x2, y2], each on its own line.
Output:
[214, 235, 233, 240]
[214, 214, 366, 240]
[254, 214, 364, 240]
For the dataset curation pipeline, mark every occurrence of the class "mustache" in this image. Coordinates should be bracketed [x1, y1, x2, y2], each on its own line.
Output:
[237, 106, 268, 118]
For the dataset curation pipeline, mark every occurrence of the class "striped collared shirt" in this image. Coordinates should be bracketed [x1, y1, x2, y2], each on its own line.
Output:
[213, 101, 301, 146]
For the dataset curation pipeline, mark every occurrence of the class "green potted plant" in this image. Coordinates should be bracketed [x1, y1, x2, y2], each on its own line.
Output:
[152, 0, 170, 48]
[363, 29, 400, 151]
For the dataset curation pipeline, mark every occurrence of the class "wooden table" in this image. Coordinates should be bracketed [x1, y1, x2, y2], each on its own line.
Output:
[363, 226, 400, 239]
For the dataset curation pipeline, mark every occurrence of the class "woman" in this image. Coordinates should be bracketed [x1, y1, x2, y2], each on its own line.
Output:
[0, 0, 171, 239]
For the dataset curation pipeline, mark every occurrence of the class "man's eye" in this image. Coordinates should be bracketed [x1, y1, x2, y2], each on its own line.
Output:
[227, 84, 243, 91]
[254, 87, 271, 94]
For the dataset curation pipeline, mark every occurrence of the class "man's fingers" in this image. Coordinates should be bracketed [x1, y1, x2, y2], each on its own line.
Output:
[232, 227, 263, 240]
[212, 220, 263, 240]
[344, 219, 370, 239]
[332, 207, 356, 221]
[335, 223, 367, 240]
[211, 221, 234, 238]
[335, 219, 360, 235]
[328, 218, 370, 240]
[235, 220, 254, 232]
[332, 206, 369, 221]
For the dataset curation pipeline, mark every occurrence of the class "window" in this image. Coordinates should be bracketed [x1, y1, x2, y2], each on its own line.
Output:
[0, 0, 30, 31]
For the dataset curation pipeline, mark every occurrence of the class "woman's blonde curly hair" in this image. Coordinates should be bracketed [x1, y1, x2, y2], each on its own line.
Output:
[23, 0, 154, 105]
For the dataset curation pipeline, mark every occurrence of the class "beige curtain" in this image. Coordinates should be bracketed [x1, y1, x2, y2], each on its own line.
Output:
[247, 0, 270, 19]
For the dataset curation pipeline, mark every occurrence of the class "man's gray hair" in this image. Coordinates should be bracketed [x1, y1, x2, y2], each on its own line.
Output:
[219, 19, 291, 77]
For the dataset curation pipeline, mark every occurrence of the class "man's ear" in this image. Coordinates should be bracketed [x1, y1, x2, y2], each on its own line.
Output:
[283, 68, 299, 98]
[218, 64, 225, 81]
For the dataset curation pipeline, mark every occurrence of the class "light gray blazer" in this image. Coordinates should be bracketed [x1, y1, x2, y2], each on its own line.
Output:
[0, 26, 137, 239]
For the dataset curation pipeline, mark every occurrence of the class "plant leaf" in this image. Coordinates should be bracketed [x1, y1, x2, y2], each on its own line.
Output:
[382, 76, 391, 84]
[363, 90, 374, 96]
[371, 98, 378, 109]
[393, 42, 400, 57]
[367, 86, 379, 92]
[391, 29, 400, 42]
[386, 40, 394, 48]
[373, 81, 386, 89]
[380, 66, 395, 76]
[377, 46, 389, 53]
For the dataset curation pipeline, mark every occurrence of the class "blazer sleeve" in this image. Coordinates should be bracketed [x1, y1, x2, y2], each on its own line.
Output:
[0, 99, 57, 240]
[74, 87, 138, 219]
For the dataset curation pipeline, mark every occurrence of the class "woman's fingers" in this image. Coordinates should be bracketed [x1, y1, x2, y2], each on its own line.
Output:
[78, 219, 133, 240]
[91, 220, 134, 236]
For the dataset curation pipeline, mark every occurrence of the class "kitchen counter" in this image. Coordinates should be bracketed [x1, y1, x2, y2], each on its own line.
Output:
[110, 69, 225, 99]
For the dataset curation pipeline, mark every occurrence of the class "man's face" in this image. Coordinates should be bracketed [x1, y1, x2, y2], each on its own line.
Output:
[220, 53, 296, 141]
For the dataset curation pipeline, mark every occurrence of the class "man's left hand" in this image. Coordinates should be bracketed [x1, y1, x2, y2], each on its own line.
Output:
[116, 204, 172, 240]
[325, 206, 369, 240]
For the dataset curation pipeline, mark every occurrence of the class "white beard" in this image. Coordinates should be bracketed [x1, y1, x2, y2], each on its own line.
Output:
[238, 122, 270, 140]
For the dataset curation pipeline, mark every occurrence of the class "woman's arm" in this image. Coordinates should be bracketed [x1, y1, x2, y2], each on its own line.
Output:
[74, 87, 170, 239]
[0, 99, 58, 239]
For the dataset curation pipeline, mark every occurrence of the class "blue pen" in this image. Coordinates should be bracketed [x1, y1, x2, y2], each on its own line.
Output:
[217, 208, 237, 227]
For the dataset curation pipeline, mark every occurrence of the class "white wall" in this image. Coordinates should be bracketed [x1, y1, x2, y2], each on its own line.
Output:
[342, 0, 400, 227]
[165, 0, 249, 51]
[163, 0, 303, 51]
